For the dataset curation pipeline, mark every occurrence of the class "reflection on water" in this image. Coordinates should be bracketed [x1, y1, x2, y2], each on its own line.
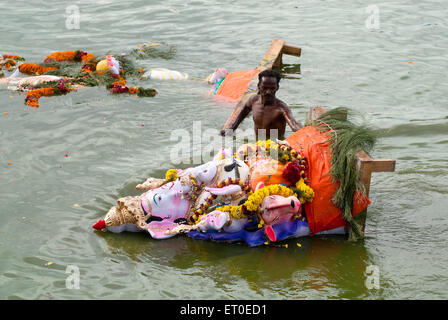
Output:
[98, 230, 379, 299]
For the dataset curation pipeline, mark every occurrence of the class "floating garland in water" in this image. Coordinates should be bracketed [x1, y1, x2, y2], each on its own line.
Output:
[4, 48, 158, 107]
[1, 54, 24, 71]
[2, 54, 24, 61]
[108, 80, 157, 97]
[19, 63, 59, 75]
[25, 79, 74, 108]
[44, 50, 97, 74]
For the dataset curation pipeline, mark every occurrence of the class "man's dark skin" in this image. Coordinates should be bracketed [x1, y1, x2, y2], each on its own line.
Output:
[220, 70, 302, 140]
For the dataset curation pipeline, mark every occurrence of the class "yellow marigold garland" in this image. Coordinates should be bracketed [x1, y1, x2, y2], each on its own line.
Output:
[244, 184, 295, 212]
[165, 169, 178, 182]
[236, 139, 302, 164]
[193, 184, 301, 227]
[214, 205, 246, 220]
[295, 178, 315, 204]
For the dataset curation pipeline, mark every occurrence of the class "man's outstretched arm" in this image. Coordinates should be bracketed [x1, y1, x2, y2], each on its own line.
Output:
[282, 104, 303, 132]
[220, 96, 254, 136]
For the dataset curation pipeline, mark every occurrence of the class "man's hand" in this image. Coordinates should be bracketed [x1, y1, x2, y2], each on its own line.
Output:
[220, 128, 234, 136]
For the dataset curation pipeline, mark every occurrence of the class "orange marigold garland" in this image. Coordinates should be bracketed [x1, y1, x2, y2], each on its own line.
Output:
[2, 54, 24, 61]
[3, 59, 16, 70]
[4, 49, 157, 107]
[44, 51, 77, 62]
[108, 80, 157, 97]
[19, 63, 59, 75]
[43, 50, 96, 73]
[1, 54, 25, 70]
[25, 79, 74, 108]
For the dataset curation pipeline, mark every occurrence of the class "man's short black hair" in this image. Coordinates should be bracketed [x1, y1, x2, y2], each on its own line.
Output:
[258, 69, 281, 85]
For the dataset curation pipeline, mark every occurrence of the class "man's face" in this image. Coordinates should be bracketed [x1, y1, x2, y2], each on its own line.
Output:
[258, 76, 278, 103]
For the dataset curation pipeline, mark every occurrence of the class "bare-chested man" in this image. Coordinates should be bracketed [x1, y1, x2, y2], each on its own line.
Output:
[220, 69, 302, 140]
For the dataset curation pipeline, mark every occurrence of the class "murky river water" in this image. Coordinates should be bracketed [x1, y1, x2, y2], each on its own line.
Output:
[0, 0, 447, 299]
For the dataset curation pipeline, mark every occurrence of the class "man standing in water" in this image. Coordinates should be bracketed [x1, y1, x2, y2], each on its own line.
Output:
[220, 69, 303, 140]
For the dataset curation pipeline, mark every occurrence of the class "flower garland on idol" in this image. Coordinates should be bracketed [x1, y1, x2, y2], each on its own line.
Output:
[235, 139, 304, 165]
[165, 140, 316, 229]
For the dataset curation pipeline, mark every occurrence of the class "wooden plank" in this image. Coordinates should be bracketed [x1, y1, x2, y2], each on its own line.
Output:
[282, 44, 302, 57]
[258, 38, 285, 72]
[357, 150, 396, 172]
[357, 156, 374, 196]
[221, 39, 286, 131]
[309, 106, 347, 121]
[309, 106, 326, 121]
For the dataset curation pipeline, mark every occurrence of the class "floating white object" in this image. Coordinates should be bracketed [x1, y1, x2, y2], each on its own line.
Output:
[0, 75, 62, 88]
[143, 68, 189, 80]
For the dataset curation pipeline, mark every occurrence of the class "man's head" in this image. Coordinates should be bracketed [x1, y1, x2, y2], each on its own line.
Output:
[258, 70, 281, 103]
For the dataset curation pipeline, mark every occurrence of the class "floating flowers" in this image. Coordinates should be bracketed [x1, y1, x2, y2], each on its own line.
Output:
[108, 80, 157, 97]
[25, 79, 73, 108]
[19, 63, 59, 75]
[2, 54, 24, 61]
[5, 48, 158, 107]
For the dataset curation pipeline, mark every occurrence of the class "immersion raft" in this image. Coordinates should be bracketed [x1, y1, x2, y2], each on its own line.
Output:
[93, 107, 394, 246]
[92, 39, 396, 246]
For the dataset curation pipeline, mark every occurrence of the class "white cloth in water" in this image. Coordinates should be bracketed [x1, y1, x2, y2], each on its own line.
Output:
[0, 75, 62, 89]
[143, 68, 189, 80]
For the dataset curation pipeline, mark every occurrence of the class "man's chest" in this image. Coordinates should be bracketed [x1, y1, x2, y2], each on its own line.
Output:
[252, 104, 283, 124]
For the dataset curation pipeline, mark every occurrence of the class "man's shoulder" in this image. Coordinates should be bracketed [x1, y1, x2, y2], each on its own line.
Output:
[275, 98, 289, 109]
[248, 94, 260, 103]
[245, 94, 260, 108]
